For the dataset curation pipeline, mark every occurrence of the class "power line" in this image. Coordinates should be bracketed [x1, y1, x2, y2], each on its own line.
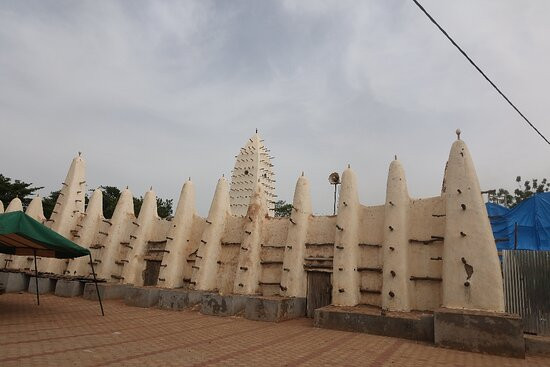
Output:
[412, 0, 550, 146]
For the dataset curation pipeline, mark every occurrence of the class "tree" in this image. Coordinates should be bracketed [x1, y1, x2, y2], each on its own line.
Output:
[492, 177, 550, 208]
[274, 200, 293, 217]
[133, 196, 173, 219]
[0, 174, 43, 208]
[100, 186, 122, 219]
[42, 190, 60, 218]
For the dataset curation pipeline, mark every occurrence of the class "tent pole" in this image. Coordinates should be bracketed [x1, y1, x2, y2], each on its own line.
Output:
[88, 253, 104, 316]
[33, 250, 39, 306]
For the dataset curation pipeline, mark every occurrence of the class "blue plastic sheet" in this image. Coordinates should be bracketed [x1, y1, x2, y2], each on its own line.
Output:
[486, 193, 550, 250]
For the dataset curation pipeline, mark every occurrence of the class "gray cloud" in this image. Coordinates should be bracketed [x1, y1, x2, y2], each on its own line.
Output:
[1, 0, 548, 215]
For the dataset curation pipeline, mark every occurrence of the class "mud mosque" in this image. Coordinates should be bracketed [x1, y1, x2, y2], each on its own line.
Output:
[0, 131, 524, 357]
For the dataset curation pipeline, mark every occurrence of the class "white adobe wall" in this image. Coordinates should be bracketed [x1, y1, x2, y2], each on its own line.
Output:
[7, 133, 505, 314]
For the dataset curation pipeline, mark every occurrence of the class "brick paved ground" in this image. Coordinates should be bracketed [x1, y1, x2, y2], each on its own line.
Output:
[1, 293, 549, 367]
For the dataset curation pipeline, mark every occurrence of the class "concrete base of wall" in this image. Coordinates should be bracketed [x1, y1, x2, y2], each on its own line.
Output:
[55, 279, 84, 297]
[200, 293, 248, 317]
[314, 305, 434, 343]
[0, 272, 30, 292]
[125, 286, 161, 308]
[28, 277, 57, 294]
[434, 308, 525, 358]
[525, 335, 550, 356]
[245, 296, 306, 322]
[158, 289, 204, 311]
[83, 283, 128, 301]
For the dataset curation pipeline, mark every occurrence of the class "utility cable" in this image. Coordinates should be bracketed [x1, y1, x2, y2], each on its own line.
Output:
[412, 0, 550, 146]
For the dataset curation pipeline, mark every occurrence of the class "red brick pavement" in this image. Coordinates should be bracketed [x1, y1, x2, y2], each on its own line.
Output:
[0, 293, 548, 367]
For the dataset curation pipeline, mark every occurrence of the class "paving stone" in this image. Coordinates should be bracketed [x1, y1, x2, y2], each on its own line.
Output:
[1, 293, 549, 366]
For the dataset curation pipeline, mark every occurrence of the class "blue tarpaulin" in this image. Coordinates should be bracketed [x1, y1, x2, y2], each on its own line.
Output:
[486, 192, 550, 251]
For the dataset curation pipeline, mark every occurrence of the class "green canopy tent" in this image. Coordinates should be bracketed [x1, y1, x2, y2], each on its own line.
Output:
[0, 211, 104, 315]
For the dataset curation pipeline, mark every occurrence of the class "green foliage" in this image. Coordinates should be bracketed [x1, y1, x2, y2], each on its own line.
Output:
[42, 190, 60, 218]
[0, 174, 43, 208]
[133, 196, 173, 219]
[493, 177, 550, 208]
[274, 200, 293, 217]
[100, 186, 122, 219]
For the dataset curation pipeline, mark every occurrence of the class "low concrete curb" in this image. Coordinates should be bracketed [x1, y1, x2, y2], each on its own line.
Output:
[158, 289, 204, 311]
[200, 293, 247, 317]
[245, 296, 306, 322]
[125, 286, 161, 308]
[525, 335, 550, 356]
[0, 272, 30, 292]
[55, 279, 85, 297]
[83, 283, 128, 301]
[314, 305, 434, 343]
[28, 277, 57, 294]
[434, 308, 525, 358]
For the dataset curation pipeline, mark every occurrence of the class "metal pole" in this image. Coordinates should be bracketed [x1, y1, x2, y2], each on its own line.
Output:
[333, 184, 337, 215]
[88, 253, 104, 316]
[33, 250, 39, 306]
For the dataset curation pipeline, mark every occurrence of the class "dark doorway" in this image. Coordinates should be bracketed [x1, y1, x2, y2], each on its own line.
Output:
[306, 271, 332, 318]
[143, 260, 161, 286]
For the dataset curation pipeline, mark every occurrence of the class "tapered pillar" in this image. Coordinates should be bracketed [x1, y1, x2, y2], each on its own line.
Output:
[158, 180, 197, 288]
[5, 197, 23, 212]
[381, 159, 411, 311]
[121, 189, 159, 286]
[66, 188, 104, 276]
[442, 137, 504, 312]
[0, 198, 23, 268]
[11, 196, 46, 270]
[25, 196, 46, 222]
[193, 177, 230, 291]
[332, 167, 361, 306]
[43, 154, 86, 274]
[281, 174, 312, 297]
[234, 184, 268, 294]
[95, 188, 135, 281]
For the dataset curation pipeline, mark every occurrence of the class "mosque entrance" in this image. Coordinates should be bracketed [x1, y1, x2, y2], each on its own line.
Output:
[306, 271, 332, 318]
[143, 260, 161, 286]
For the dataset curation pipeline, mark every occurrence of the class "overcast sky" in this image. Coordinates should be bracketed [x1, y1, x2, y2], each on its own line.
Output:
[1, 0, 548, 216]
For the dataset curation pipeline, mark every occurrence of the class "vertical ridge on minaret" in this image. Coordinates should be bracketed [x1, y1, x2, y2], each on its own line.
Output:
[229, 132, 276, 217]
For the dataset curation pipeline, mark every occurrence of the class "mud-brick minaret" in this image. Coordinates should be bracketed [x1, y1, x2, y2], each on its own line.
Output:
[441, 130, 504, 312]
[229, 132, 276, 217]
